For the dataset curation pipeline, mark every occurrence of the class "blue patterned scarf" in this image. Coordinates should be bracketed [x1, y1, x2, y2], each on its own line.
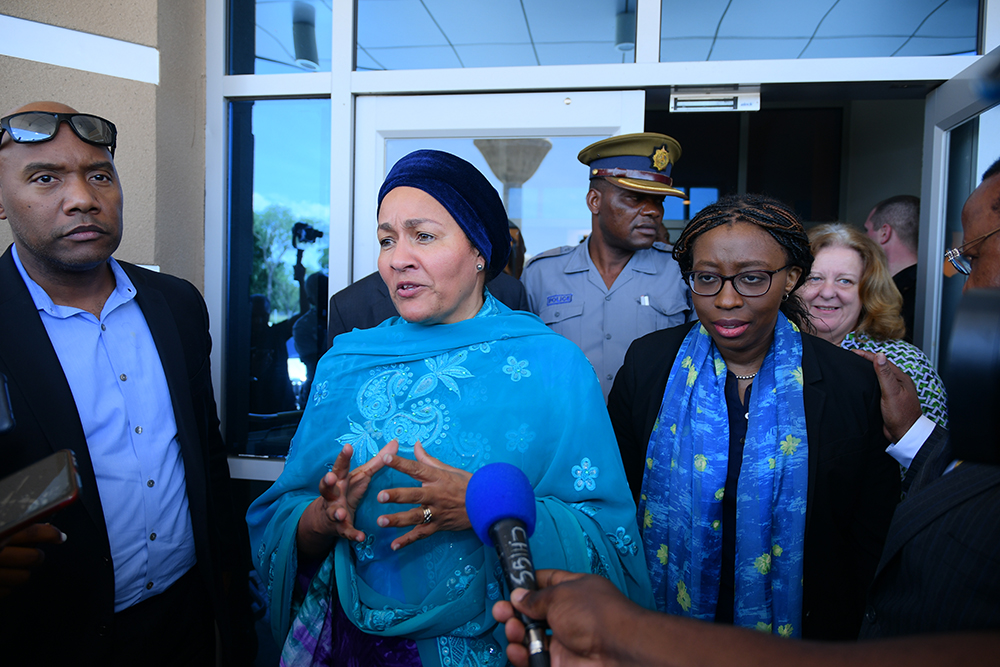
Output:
[637, 313, 808, 637]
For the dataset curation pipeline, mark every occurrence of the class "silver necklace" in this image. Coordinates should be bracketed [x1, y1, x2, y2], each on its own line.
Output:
[734, 371, 758, 380]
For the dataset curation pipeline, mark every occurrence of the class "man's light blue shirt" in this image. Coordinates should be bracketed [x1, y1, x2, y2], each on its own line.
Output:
[12, 245, 196, 612]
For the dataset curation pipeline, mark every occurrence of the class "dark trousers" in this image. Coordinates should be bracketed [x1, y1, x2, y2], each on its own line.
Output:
[110, 566, 217, 666]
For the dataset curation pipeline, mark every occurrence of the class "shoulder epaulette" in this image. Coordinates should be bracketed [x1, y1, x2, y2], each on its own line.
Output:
[524, 245, 575, 267]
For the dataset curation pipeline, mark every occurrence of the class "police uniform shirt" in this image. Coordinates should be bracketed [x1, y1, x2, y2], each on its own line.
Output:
[521, 238, 690, 399]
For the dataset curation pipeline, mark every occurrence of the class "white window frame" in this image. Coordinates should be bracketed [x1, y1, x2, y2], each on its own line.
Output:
[207, 0, 986, 479]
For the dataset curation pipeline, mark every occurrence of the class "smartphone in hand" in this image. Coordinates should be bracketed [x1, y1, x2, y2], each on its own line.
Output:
[0, 450, 81, 542]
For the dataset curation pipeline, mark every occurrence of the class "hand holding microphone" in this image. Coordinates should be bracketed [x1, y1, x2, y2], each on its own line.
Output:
[466, 463, 550, 667]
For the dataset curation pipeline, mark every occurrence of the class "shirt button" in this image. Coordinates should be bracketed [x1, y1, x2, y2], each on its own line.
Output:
[606, 373, 613, 380]
[146, 581, 154, 590]
[135, 426, 143, 434]
[605, 333, 611, 339]
[101, 323, 107, 331]
[119, 373, 127, 382]
[147, 479, 155, 488]
[554, 311, 560, 317]
[605, 295, 612, 301]
[149, 533, 156, 541]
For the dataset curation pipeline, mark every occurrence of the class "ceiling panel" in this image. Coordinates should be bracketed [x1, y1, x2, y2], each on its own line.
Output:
[534, 41, 634, 66]
[456, 43, 540, 68]
[240, 0, 980, 73]
[801, 37, 910, 59]
[660, 38, 714, 62]
[660, 0, 732, 37]
[717, 0, 833, 38]
[364, 45, 461, 70]
[709, 38, 811, 61]
[896, 36, 978, 56]
[426, 0, 531, 44]
[356, 0, 446, 48]
[523, 0, 619, 43]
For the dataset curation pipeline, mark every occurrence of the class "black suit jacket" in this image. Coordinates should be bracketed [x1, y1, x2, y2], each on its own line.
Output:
[860, 425, 1000, 638]
[327, 270, 530, 344]
[0, 247, 246, 662]
[608, 322, 900, 640]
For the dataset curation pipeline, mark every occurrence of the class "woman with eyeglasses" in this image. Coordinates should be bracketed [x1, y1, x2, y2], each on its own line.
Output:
[248, 150, 652, 667]
[801, 224, 947, 434]
[608, 194, 900, 641]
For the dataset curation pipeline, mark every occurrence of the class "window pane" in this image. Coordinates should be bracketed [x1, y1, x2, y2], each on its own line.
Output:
[229, 0, 333, 75]
[688, 187, 718, 218]
[357, 0, 635, 71]
[660, 0, 978, 62]
[939, 116, 978, 363]
[227, 99, 331, 457]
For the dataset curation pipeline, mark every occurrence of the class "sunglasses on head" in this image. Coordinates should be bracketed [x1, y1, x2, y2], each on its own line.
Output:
[0, 111, 117, 157]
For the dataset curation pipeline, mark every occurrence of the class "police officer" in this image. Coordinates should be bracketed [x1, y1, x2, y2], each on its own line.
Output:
[521, 133, 690, 399]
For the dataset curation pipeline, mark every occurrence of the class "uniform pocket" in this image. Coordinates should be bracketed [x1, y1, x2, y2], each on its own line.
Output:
[539, 303, 584, 326]
[637, 293, 688, 334]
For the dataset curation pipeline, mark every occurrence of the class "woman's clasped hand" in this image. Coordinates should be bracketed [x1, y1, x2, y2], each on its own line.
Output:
[300, 440, 474, 555]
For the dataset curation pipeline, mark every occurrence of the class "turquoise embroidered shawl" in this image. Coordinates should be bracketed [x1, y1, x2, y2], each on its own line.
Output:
[247, 293, 653, 666]
[637, 313, 808, 637]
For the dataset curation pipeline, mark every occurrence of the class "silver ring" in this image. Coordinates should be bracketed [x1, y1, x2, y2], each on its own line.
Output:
[421, 506, 433, 524]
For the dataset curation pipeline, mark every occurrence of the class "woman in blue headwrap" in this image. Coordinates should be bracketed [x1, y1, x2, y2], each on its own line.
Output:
[248, 150, 653, 667]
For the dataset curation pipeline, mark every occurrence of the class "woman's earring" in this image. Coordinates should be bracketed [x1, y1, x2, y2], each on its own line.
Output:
[476, 263, 484, 272]
[782, 292, 790, 301]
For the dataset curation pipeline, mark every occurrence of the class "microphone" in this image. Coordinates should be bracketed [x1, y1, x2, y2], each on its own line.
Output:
[466, 462, 550, 667]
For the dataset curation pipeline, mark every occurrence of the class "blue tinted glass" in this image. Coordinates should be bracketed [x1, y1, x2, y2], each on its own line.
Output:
[688, 187, 718, 219]
[228, 98, 330, 456]
[663, 192, 686, 221]
[357, 0, 635, 71]
[660, 0, 978, 62]
[229, 0, 332, 75]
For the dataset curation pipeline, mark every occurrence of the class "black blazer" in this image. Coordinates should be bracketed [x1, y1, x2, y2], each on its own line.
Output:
[0, 247, 247, 662]
[327, 270, 530, 344]
[608, 322, 900, 640]
[860, 425, 1000, 638]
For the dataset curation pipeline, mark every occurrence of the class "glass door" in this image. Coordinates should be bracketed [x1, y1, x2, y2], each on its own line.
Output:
[919, 46, 1000, 365]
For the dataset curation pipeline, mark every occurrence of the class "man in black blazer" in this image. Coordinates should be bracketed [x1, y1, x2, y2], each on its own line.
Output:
[856, 159, 1000, 640]
[327, 269, 529, 344]
[0, 102, 249, 663]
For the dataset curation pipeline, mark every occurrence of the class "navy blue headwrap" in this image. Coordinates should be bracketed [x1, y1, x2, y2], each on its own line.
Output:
[377, 149, 511, 278]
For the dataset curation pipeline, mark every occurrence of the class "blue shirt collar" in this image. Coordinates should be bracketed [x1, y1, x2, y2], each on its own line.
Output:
[11, 244, 138, 319]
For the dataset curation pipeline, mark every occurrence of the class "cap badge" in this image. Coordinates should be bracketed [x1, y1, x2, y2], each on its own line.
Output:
[652, 145, 671, 172]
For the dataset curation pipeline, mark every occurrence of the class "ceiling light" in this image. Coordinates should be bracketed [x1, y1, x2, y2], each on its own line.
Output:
[615, 11, 636, 52]
[292, 1, 319, 71]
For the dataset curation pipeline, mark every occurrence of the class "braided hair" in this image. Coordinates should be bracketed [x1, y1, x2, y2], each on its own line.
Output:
[673, 193, 815, 332]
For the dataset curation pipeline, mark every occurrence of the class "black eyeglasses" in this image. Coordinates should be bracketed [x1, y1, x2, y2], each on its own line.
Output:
[684, 265, 792, 297]
[945, 227, 1000, 276]
[0, 111, 117, 157]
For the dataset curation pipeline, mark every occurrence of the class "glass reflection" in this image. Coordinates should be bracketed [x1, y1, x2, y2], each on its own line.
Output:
[229, 99, 331, 456]
[356, 0, 635, 70]
[229, 0, 333, 75]
[660, 0, 978, 62]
